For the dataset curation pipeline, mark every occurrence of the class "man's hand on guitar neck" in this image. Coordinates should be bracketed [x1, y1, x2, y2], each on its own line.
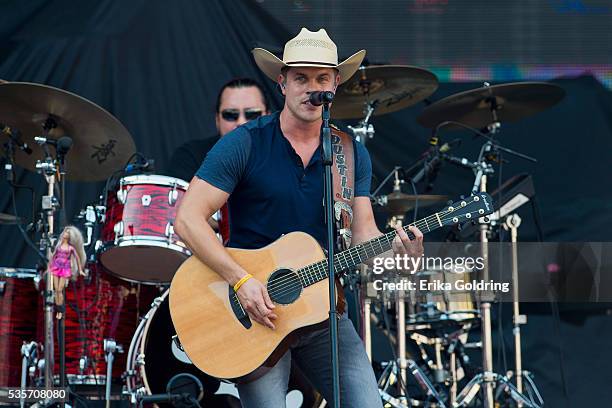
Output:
[236, 277, 277, 329]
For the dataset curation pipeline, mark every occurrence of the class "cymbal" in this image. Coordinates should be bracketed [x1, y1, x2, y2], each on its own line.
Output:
[0, 82, 136, 181]
[0, 213, 23, 225]
[417, 81, 565, 129]
[382, 192, 449, 215]
[332, 65, 439, 119]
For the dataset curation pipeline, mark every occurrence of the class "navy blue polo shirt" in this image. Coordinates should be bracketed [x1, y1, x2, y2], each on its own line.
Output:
[195, 112, 372, 249]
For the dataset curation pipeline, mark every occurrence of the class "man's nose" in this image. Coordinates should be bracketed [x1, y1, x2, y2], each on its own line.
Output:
[237, 114, 248, 126]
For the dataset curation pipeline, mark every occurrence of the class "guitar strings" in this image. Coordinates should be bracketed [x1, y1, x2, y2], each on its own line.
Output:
[264, 209, 482, 300]
[263, 201, 481, 299]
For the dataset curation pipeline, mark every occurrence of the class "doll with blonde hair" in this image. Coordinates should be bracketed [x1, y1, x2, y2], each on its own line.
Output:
[48, 225, 87, 319]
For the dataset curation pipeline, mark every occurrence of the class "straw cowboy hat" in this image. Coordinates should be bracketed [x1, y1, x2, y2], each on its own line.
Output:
[252, 28, 366, 84]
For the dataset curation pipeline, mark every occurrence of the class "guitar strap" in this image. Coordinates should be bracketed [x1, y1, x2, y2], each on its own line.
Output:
[330, 125, 355, 251]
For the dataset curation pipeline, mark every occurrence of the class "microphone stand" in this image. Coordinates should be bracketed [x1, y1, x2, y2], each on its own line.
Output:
[321, 101, 340, 408]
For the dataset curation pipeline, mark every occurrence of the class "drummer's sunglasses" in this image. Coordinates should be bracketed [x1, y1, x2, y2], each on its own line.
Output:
[220, 108, 263, 121]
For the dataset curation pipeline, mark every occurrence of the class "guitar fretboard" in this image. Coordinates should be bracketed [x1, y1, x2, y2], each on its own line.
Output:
[296, 210, 443, 287]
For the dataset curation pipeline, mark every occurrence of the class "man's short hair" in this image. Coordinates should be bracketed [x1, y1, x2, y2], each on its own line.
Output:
[215, 77, 269, 112]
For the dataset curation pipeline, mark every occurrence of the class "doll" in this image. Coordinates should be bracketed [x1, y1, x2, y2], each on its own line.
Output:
[48, 225, 87, 319]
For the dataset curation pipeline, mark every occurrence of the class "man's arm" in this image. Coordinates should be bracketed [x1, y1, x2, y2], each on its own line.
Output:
[175, 178, 277, 328]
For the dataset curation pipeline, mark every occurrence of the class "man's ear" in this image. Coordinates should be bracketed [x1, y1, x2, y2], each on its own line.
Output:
[277, 74, 286, 95]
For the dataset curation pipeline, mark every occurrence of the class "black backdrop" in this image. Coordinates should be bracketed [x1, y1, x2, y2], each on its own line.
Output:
[2, 1, 612, 406]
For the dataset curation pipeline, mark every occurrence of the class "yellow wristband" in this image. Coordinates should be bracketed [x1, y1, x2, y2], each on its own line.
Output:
[233, 274, 253, 293]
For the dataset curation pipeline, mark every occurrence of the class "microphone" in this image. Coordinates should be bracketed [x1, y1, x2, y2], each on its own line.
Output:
[411, 138, 461, 184]
[125, 158, 155, 173]
[56, 136, 73, 156]
[309, 91, 334, 106]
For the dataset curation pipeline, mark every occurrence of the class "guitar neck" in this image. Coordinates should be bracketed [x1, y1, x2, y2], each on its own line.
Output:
[295, 210, 443, 288]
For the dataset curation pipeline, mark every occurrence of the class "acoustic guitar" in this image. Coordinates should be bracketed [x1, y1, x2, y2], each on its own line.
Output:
[169, 193, 493, 380]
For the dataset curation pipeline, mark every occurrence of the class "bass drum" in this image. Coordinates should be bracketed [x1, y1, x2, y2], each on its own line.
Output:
[127, 290, 321, 407]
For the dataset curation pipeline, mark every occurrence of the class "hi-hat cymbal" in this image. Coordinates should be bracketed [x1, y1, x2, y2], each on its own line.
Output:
[332, 65, 439, 119]
[380, 192, 449, 215]
[0, 82, 136, 181]
[417, 81, 565, 129]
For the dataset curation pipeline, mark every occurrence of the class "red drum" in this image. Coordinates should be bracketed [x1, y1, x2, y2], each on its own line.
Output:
[38, 264, 158, 385]
[0, 269, 38, 387]
[98, 175, 191, 284]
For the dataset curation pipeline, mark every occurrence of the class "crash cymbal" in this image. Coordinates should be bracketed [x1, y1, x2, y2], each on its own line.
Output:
[417, 81, 565, 129]
[382, 192, 449, 215]
[0, 82, 136, 181]
[0, 213, 23, 225]
[332, 65, 438, 119]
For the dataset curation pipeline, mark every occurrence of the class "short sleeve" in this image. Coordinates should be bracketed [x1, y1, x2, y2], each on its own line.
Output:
[354, 140, 372, 197]
[195, 128, 252, 194]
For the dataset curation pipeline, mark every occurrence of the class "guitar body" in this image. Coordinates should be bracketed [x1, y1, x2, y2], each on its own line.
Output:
[169, 193, 494, 381]
[169, 231, 339, 380]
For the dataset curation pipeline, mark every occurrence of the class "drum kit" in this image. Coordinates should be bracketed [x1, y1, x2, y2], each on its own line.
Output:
[0, 67, 564, 407]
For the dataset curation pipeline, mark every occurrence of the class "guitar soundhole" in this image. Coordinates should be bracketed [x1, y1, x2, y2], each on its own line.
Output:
[267, 268, 302, 305]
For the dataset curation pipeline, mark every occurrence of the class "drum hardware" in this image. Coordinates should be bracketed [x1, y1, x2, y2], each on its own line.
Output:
[347, 100, 376, 145]
[454, 371, 539, 408]
[103, 339, 123, 408]
[165, 223, 176, 240]
[137, 373, 204, 408]
[141, 195, 152, 207]
[20, 342, 39, 407]
[168, 183, 180, 206]
[113, 221, 124, 241]
[437, 98, 541, 408]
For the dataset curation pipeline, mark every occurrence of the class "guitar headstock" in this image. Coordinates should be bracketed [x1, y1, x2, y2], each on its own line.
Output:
[437, 193, 494, 227]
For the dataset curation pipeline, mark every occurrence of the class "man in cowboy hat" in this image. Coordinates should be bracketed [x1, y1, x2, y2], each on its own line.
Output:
[176, 28, 423, 407]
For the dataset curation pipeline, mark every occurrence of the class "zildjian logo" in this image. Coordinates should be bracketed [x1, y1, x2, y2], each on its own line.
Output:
[91, 139, 117, 164]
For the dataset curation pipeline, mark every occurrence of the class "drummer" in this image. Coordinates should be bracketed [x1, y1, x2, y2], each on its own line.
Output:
[168, 78, 270, 235]
[168, 78, 270, 182]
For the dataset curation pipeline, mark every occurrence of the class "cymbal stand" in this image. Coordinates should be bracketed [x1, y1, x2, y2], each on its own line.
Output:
[347, 102, 375, 145]
[504, 214, 524, 403]
[35, 135, 59, 389]
[104, 339, 122, 408]
[456, 92, 539, 406]
[500, 214, 543, 408]
[348, 66, 376, 145]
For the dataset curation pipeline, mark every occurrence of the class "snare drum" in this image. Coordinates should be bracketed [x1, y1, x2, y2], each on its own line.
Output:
[0, 268, 38, 387]
[98, 175, 191, 284]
